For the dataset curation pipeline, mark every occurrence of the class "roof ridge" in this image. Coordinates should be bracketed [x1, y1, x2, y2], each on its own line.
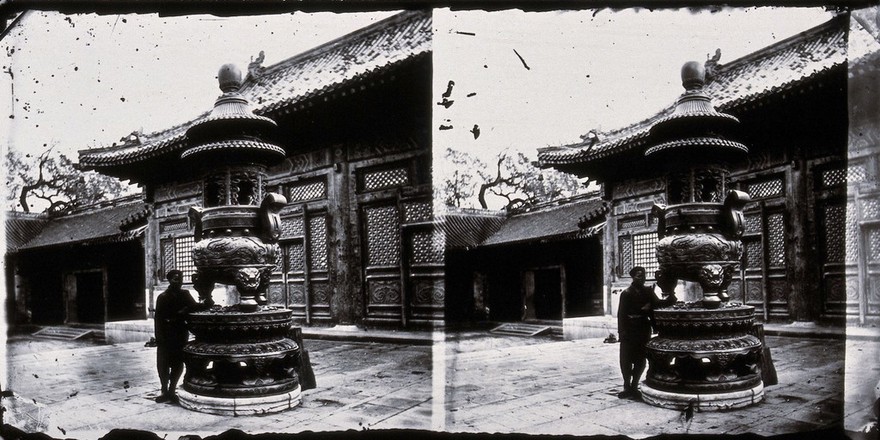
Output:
[244, 10, 428, 84]
[61, 194, 145, 217]
[713, 13, 844, 77]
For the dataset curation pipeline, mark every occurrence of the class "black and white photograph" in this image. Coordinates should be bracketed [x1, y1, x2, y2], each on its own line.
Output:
[1, 2, 878, 440]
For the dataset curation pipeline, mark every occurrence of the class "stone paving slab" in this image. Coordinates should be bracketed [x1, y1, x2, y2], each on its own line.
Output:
[440, 335, 850, 437]
[2, 331, 875, 439]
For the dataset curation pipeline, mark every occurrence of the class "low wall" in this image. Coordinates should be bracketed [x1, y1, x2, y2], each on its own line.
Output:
[105, 320, 154, 345]
[562, 315, 618, 340]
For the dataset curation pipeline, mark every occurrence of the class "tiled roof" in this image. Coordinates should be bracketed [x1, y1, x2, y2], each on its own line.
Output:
[79, 10, 432, 169]
[480, 196, 608, 247]
[538, 14, 848, 166]
[439, 208, 507, 250]
[5, 212, 49, 253]
[16, 197, 148, 251]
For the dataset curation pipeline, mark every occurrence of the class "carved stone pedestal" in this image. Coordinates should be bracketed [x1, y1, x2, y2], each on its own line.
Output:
[181, 306, 302, 415]
[642, 303, 764, 411]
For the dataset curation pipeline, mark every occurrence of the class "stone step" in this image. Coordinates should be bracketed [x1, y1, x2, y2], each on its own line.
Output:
[32, 326, 95, 341]
[489, 323, 552, 337]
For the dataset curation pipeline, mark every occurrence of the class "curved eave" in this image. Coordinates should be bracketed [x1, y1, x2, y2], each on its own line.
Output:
[538, 61, 845, 170]
[78, 52, 429, 182]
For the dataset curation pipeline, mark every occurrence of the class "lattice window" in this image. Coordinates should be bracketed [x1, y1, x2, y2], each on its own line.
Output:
[745, 241, 763, 269]
[847, 203, 860, 263]
[280, 216, 304, 238]
[308, 215, 328, 271]
[160, 219, 189, 233]
[365, 205, 401, 266]
[870, 228, 880, 262]
[618, 216, 647, 230]
[746, 178, 784, 199]
[767, 213, 785, 267]
[632, 232, 659, 277]
[363, 167, 409, 191]
[619, 235, 633, 277]
[173, 236, 196, 282]
[410, 230, 444, 265]
[862, 198, 880, 220]
[287, 179, 326, 203]
[744, 213, 762, 235]
[286, 242, 305, 273]
[160, 238, 174, 278]
[822, 165, 867, 187]
[823, 204, 846, 264]
[403, 201, 433, 223]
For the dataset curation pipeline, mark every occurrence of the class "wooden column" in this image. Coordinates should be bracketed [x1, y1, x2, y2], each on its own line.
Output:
[332, 146, 359, 325]
[786, 153, 816, 321]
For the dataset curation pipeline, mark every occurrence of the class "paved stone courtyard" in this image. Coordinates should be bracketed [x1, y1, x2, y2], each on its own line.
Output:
[1, 331, 876, 439]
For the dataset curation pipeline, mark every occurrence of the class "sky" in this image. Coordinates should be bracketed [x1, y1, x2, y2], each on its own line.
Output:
[1, 6, 836, 210]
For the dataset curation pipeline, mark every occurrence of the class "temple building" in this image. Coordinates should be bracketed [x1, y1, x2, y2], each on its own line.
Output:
[538, 12, 880, 326]
[72, 10, 437, 329]
[442, 195, 607, 329]
[5, 198, 149, 327]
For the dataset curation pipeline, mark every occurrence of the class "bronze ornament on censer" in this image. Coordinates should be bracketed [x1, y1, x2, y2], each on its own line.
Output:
[640, 61, 764, 411]
[176, 64, 304, 415]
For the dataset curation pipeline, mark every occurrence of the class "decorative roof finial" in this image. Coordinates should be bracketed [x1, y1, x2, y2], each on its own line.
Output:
[218, 64, 243, 93]
[681, 61, 705, 91]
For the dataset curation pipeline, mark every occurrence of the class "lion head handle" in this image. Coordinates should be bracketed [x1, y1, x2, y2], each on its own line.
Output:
[723, 190, 750, 239]
[260, 192, 288, 243]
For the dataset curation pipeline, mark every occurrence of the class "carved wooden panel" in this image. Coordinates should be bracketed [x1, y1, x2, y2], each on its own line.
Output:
[160, 219, 189, 234]
[365, 205, 401, 266]
[287, 242, 305, 273]
[310, 281, 330, 306]
[618, 216, 647, 230]
[746, 279, 764, 303]
[368, 279, 402, 305]
[154, 181, 201, 203]
[268, 283, 286, 306]
[308, 215, 328, 271]
[727, 279, 743, 303]
[823, 275, 845, 303]
[289, 283, 306, 304]
[275, 149, 332, 175]
[768, 279, 788, 303]
[612, 178, 665, 199]
[412, 279, 444, 305]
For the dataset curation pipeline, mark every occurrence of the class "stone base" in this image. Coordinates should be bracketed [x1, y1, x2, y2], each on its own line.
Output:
[640, 382, 764, 411]
[177, 386, 302, 416]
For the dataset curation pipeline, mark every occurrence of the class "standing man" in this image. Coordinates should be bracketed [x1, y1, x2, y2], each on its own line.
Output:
[154, 270, 196, 404]
[617, 266, 662, 400]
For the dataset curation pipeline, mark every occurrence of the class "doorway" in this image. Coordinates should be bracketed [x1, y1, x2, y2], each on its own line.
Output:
[524, 267, 563, 321]
[65, 270, 106, 324]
